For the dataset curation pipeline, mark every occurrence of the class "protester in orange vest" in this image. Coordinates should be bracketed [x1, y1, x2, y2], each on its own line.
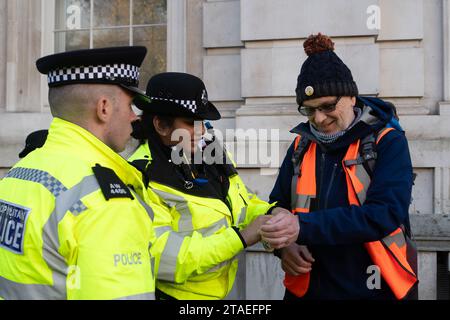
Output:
[260, 33, 418, 300]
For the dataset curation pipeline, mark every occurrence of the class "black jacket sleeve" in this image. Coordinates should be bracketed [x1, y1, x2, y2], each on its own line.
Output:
[269, 141, 296, 211]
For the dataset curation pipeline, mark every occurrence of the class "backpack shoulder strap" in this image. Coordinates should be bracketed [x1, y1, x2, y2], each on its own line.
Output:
[359, 127, 395, 177]
[291, 135, 311, 176]
[376, 127, 395, 144]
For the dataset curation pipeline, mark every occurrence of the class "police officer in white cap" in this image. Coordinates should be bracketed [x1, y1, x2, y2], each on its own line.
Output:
[0, 46, 164, 299]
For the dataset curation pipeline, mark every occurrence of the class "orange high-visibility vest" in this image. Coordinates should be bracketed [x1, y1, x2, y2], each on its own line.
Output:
[285, 127, 418, 299]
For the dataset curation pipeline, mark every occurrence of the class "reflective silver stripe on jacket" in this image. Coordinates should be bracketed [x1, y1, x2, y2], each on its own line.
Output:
[156, 217, 230, 281]
[155, 217, 228, 238]
[152, 189, 194, 232]
[5, 167, 68, 196]
[154, 226, 173, 238]
[237, 207, 246, 225]
[157, 228, 236, 282]
[0, 170, 98, 299]
[41, 174, 99, 299]
[352, 127, 392, 205]
[291, 174, 298, 210]
[131, 190, 154, 220]
[157, 231, 184, 282]
[193, 217, 227, 237]
[115, 292, 155, 300]
[0, 276, 64, 300]
[291, 174, 313, 212]
[353, 163, 371, 205]
[205, 257, 235, 274]
[294, 194, 313, 212]
[153, 188, 233, 281]
[382, 230, 406, 248]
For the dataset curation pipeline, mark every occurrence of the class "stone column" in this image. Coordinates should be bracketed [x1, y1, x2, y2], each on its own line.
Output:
[167, 0, 186, 72]
[418, 251, 437, 300]
[186, 0, 204, 78]
[0, 0, 6, 111]
[5, 0, 42, 112]
[440, 0, 450, 114]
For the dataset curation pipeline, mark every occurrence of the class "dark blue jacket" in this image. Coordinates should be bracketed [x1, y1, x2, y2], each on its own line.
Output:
[270, 97, 414, 299]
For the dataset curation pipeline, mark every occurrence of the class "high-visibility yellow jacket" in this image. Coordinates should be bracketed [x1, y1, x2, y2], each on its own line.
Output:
[0, 118, 159, 300]
[129, 141, 273, 300]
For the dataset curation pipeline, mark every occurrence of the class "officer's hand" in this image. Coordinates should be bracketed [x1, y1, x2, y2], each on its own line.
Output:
[259, 212, 300, 249]
[239, 215, 272, 247]
[280, 243, 314, 276]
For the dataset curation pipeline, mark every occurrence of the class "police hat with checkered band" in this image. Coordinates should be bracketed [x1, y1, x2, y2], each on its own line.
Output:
[135, 72, 221, 120]
[36, 46, 150, 103]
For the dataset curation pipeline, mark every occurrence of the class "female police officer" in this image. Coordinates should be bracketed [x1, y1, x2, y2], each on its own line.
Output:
[129, 72, 284, 300]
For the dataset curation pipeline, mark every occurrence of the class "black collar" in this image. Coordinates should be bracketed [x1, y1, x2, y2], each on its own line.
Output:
[144, 134, 231, 201]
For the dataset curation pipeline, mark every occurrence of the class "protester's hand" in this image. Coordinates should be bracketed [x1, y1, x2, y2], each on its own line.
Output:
[259, 212, 300, 249]
[270, 206, 292, 216]
[239, 215, 272, 247]
[280, 244, 314, 276]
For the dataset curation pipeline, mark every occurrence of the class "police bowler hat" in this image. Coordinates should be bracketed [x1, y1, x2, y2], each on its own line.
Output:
[36, 46, 150, 103]
[134, 72, 221, 120]
[18, 129, 48, 158]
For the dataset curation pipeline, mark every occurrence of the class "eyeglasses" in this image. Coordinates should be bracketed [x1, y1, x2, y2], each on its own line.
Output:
[298, 96, 342, 117]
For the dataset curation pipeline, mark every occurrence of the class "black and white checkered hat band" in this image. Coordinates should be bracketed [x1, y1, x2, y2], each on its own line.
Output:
[151, 96, 198, 113]
[47, 64, 139, 85]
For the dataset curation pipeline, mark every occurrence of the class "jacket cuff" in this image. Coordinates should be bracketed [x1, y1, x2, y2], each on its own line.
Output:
[231, 226, 247, 248]
[265, 206, 276, 215]
[273, 248, 282, 259]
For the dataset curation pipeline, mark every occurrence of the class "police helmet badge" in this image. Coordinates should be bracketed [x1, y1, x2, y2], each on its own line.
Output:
[201, 89, 208, 106]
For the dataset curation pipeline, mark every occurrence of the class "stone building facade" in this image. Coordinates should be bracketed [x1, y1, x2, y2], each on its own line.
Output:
[1, 0, 449, 299]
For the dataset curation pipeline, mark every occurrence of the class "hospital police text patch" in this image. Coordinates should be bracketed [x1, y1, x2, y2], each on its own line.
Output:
[0, 200, 30, 254]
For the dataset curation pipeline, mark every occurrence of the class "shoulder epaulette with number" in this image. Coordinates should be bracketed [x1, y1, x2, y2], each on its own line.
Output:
[92, 164, 134, 201]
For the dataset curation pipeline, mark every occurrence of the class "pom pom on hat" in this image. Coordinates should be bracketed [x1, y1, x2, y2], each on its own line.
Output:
[303, 33, 335, 56]
[295, 33, 358, 106]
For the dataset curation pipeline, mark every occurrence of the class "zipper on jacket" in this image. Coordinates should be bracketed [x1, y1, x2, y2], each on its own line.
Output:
[239, 193, 248, 206]
[324, 163, 338, 209]
[226, 195, 235, 225]
[318, 153, 326, 209]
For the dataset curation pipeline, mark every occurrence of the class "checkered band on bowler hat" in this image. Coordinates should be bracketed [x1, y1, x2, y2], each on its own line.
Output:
[47, 64, 140, 87]
[36, 46, 150, 101]
[150, 96, 198, 114]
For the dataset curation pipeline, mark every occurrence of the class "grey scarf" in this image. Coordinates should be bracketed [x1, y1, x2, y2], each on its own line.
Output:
[309, 107, 362, 144]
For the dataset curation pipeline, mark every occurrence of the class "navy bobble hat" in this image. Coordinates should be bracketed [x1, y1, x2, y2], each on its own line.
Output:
[296, 33, 358, 106]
